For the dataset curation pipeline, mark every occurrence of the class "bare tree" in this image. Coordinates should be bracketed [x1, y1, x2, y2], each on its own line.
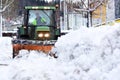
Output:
[66, 0, 108, 27]
[3, 0, 19, 19]
[0, 0, 14, 37]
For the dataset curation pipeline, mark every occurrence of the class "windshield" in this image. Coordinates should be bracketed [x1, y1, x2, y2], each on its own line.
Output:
[28, 10, 54, 26]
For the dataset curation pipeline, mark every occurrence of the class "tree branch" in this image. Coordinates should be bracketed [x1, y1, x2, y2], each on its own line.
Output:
[5, 0, 9, 6]
[81, 0, 87, 9]
[74, 0, 104, 12]
[0, 0, 14, 13]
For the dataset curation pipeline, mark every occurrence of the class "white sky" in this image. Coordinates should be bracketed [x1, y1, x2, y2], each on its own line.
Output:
[0, 22, 120, 80]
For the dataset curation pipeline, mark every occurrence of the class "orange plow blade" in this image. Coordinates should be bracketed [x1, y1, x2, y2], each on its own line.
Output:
[23, 44, 53, 52]
[13, 44, 53, 57]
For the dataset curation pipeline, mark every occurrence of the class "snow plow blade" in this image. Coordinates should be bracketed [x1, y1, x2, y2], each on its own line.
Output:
[12, 39, 56, 58]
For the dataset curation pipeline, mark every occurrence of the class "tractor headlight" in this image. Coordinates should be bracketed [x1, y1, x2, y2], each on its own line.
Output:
[38, 33, 44, 38]
[44, 33, 50, 38]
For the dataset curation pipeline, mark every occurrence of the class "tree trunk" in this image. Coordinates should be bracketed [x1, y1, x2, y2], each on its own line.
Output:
[0, 13, 2, 37]
[87, 11, 92, 27]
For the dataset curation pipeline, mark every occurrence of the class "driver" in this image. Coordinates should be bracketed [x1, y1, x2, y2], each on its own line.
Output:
[32, 12, 46, 25]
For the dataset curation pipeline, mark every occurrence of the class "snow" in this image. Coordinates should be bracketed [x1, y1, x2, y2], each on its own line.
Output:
[0, 23, 120, 80]
[0, 37, 12, 62]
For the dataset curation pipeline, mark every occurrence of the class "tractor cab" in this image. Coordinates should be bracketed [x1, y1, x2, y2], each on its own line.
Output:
[18, 6, 60, 41]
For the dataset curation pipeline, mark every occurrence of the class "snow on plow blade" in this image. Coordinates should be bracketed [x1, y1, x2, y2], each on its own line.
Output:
[12, 39, 56, 58]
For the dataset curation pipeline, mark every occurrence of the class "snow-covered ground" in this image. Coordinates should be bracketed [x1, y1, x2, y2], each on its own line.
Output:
[0, 37, 12, 63]
[0, 23, 120, 80]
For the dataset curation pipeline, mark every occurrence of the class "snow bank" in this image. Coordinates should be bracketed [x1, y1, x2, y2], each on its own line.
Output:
[53, 23, 120, 80]
[55, 23, 120, 61]
[0, 37, 13, 61]
[7, 51, 75, 80]
[1, 23, 120, 80]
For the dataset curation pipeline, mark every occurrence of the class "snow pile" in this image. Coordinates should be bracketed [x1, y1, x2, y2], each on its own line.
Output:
[55, 23, 120, 61]
[0, 37, 12, 61]
[1, 23, 120, 80]
[7, 51, 75, 80]
[53, 23, 120, 80]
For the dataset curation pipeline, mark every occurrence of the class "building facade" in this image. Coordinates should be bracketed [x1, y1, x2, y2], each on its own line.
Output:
[115, 0, 120, 18]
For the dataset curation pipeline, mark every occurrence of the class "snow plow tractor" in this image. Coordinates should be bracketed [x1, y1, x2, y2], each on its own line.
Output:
[12, 6, 60, 58]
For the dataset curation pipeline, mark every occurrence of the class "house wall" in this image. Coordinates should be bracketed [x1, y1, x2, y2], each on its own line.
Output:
[92, 3, 107, 25]
[106, 0, 115, 22]
[115, 0, 120, 18]
[92, 0, 116, 26]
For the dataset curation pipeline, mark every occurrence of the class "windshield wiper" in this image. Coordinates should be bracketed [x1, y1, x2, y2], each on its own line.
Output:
[42, 10, 51, 20]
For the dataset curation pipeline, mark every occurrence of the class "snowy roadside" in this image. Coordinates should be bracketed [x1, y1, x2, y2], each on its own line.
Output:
[0, 37, 13, 64]
[53, 23, 120, 80]
[0, 23, 120, 80]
